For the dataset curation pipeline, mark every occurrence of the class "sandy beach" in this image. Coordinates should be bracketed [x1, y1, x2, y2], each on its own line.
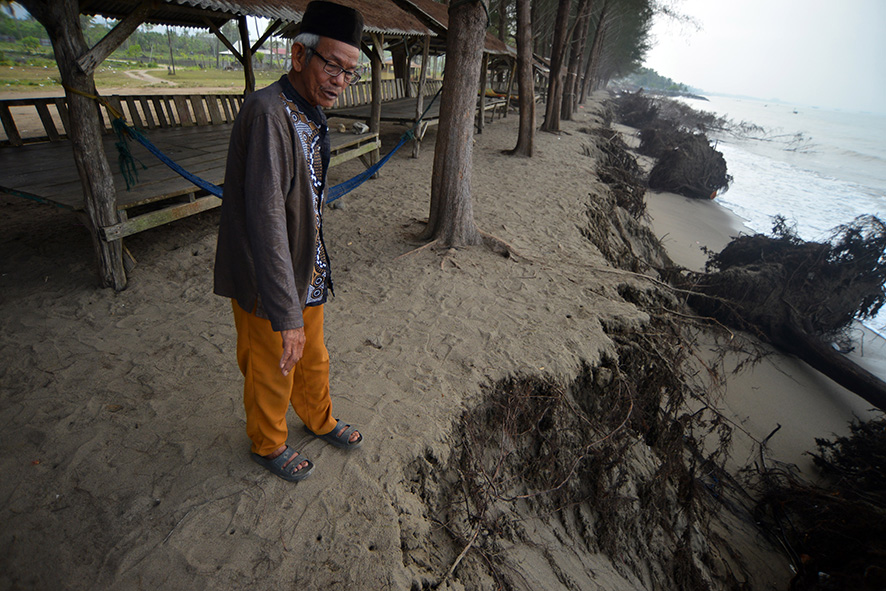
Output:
[1, 92, 882, 590]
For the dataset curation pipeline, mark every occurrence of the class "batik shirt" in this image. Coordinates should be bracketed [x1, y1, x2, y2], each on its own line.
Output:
[280, 79, 332, 306]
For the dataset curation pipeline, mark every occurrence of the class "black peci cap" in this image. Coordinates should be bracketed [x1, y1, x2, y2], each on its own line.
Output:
[301, 1, 364, 48]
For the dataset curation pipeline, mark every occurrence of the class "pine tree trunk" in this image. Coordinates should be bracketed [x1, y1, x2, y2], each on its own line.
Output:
[540, 0, 572, 132]
[777, 324, 886, 412]
[560, 0, 593, 120]
[21, 0, 127, 290]
[498, 0, 508, 41]
[583, 2, 609, 95]
[508, 0, 534, 156]
[421, 0, 486, 246]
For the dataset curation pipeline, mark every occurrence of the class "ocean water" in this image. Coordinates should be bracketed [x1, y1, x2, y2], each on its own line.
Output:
[678, 95, 886, 332]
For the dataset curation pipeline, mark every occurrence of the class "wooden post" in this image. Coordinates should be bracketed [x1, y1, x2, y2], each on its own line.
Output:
[238, 16, 255, 94]
[503, 60, 516, 118]
[368, 32, 384, 135]
[166, 26, 176, 75]
[20, 0, 127, 289]
[412, 35, 430, 158]
[507, 0, 535, 157]
[364, 33, 384, 177]
[477, 52, 488, 134]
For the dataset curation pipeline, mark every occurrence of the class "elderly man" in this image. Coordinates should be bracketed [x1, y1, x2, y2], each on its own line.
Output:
[214, 1, 364, 482]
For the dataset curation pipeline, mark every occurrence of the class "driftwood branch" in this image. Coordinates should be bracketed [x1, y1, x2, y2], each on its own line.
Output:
[436, 523, 481, 588]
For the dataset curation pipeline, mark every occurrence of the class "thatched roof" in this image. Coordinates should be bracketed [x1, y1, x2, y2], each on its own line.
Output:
[392, 0, 516, 56]
[81, 0, 433, 38]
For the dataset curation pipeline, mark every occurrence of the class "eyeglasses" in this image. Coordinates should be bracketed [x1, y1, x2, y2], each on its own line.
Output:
[311, 50, 361, 85]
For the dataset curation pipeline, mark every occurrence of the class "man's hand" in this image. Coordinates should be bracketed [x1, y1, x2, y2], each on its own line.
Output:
[280, 327, 305, 376]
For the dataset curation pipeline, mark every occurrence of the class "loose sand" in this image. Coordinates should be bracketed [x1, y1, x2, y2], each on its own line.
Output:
[0, 93, 881, 590]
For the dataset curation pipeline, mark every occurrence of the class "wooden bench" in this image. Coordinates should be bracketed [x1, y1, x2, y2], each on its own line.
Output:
[479, 94, 508, 123]
[0, 93, 381, 240]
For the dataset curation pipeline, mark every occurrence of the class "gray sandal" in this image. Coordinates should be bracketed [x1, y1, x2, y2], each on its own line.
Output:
[305, 419, 363, 449]
[250, 446, 314, 482]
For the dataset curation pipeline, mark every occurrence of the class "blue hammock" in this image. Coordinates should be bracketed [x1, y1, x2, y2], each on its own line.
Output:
[112, 87, 441, 205]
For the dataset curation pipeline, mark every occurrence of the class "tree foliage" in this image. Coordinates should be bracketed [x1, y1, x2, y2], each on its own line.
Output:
[20, 34, 39, 53]
[0, 8, 47, 39]
[531, 0, 667, 128]
[3, 9, 244, 65]
[591, 0, 653, 86]
[615, 65, 688, 93]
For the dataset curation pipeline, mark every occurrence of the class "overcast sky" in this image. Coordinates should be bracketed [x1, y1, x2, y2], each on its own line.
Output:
[643, 0, 886, 114]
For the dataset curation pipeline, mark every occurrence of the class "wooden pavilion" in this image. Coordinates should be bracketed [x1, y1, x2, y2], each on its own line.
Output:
[308, 0, 518, 157]
[392, 0, 516, 135]
[5, 0, 434, 290]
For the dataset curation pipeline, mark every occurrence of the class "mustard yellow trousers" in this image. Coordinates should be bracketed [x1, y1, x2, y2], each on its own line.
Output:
[232, 301, 337, 456]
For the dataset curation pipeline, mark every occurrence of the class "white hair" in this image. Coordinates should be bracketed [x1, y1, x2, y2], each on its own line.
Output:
[293, 32, 320, 55]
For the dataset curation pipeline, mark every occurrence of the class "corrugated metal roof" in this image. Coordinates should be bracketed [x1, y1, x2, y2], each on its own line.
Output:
[391, 0, 515, 56]
[81, 0, 432, 37]
[272, 0, 432, 37]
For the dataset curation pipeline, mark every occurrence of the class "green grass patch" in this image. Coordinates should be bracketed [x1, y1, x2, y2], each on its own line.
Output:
[1, 64, 284, 94]
[0, 64, 61, 89]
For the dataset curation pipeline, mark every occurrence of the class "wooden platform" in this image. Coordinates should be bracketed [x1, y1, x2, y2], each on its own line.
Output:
[0, 91, 381, 240]
[329, 96, 441, 127]
[0, 124, 380, 240]
[327, 93, 506, 138]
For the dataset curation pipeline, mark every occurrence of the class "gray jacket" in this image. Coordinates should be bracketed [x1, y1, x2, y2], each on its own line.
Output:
[214, 76, 331, 331]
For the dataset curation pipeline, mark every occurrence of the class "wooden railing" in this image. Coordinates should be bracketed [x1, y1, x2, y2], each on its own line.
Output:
[0, 93, 244, 146]
[0, 90, 382, 242]
[331, 78, 443, 109]
[1, 81, 445, 146]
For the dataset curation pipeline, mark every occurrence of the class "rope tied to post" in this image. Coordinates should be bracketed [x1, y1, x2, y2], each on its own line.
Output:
[63, 84, 146, 191]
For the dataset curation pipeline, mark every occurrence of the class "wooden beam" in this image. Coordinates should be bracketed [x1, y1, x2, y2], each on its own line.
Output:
[329, 137, 380, 168]
[363, 36, 384, 63]
[412, 34, 430, 158]
[76, 0, 153, 76]
[100, 195, 222, 241]
[250, 19, 282, 55]
[238, 16, 255, 94]
[204, 17, 241, 61]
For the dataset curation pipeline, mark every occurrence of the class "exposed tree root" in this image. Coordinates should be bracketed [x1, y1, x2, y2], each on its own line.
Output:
[395, 240, 438, 260]
[395, 229, 522, 262]
[479, 231, 522, 260]
[751, 418, 886, 590]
